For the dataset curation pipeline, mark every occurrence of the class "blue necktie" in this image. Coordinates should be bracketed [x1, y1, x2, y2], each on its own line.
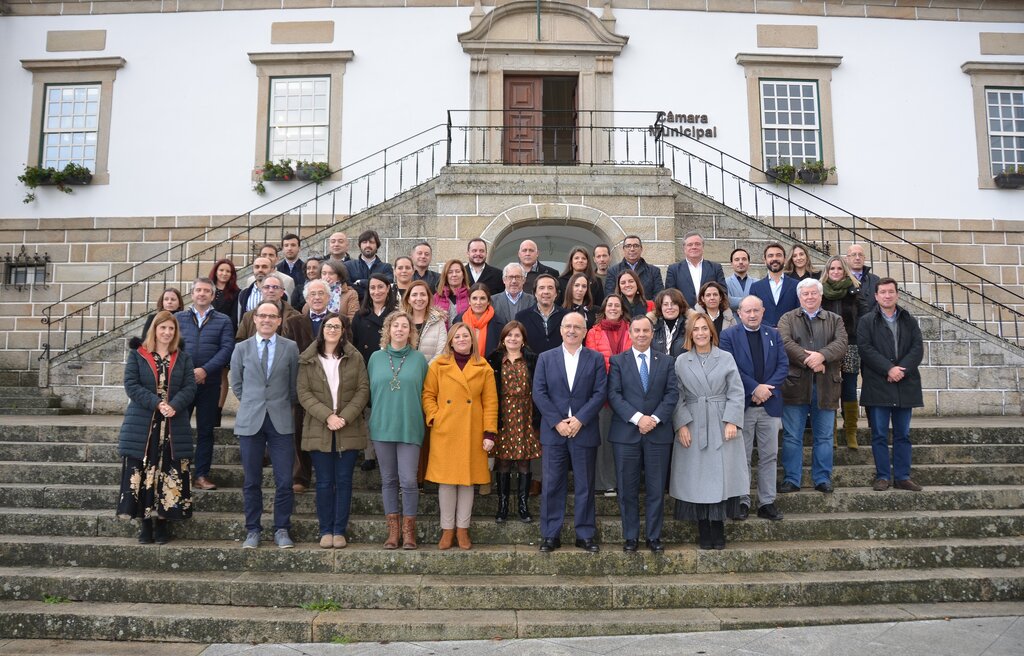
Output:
[639, 353, 649, 393]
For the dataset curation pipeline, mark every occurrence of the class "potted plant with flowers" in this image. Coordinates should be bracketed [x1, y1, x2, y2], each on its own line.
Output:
[295, 160, 331, 183]
[253, 159, 296, 194]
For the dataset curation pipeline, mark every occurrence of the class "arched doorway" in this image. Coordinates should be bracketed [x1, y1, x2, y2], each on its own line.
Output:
[491, 223, 606, 272]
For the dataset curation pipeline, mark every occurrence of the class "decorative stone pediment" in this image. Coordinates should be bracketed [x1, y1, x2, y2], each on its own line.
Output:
[459, 1, 627, 57]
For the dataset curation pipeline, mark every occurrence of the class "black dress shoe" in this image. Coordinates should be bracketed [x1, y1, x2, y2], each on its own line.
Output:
[735, 504, 749, 521]
[777, 481, 800, 494]
[814, 481, 834, 494]
[360, 459, 377, 471]
[623, 539, 638, 552]
[646, 539, 664, 553]
[574, 538, 599, 553]
[756, 503, 784, 521]
[539, 537, 561, 553]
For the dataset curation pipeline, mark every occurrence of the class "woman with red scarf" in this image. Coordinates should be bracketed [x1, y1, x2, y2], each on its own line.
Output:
[457, 283, 506, 358]
[433, 259, 471, 324]
[584, 294, 633, 496]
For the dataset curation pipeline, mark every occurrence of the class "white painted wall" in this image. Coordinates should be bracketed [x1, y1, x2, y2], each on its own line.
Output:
[1, 8, 1022, 221]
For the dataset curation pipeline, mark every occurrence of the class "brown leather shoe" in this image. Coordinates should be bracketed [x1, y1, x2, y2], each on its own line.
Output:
[894, 478, 922, 492]
[401, 516, 417, 550]
[292, 483, 307, 494]
[383, 513, 401, 549]
[438, 528, 455, 550]
[456, 527, 472, 550]
[194, 476, 217, 490]
[873, 478, 890, 491]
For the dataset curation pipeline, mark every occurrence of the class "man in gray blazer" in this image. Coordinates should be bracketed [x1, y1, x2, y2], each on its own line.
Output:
[229, 301, 300, 549]
[607, 316, 679, 553]
[491, 263, 535, 324]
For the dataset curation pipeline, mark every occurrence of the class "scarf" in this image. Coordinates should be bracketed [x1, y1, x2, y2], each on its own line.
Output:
[598, 319, 630, 355]
[462, 304, 495, 356]
[822, 275, 856, 301]
[433, 286, 470, 317]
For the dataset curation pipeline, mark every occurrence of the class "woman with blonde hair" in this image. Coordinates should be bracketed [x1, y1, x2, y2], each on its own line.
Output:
[422, 322, 499, 550]
[784, 244, 818, 281]
[117, 311, 197, 545]
[820, 254, 866, 449]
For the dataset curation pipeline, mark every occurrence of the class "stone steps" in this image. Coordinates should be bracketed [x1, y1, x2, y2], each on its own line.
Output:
[1, 482, 1021, 515]
[2, 565, 1022, 611]
[4, 599, 1020, 643]
[1, 506, 1021, 544]
[1, 535, 1021, 576]
[4, 440, 1021, 466]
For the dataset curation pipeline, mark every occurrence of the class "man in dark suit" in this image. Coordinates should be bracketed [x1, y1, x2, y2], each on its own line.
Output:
[665, 231, 726, 308]
[749, 242, 799, 327]
[719, 295, 788, 521]
[465, 238, 505, 296]
[230, 301, 300, 549]
[533, 311, 608, 553]
[344, 229, 394, 301]
[604, 235, 664, 299]
[607, 315, 679, 553]
[519, 239, 559, 295]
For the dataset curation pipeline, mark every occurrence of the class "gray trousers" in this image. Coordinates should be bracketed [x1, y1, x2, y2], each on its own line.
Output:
[373, 440, 420, 517]
[740, 407, 781, 509]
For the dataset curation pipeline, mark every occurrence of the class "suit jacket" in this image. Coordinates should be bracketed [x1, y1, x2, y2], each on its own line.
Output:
[467, 263, 505, 296]
[492, 291, 535, 324]
[230, 334, 299, 436]
[726, 274, 759, 311]
[718, 323, 788, 417]
[277, 259, 306, 288]
[665, 259, 727, 308]
[607, 349, 679, 445]
[532, 346, 607, 448]
[749, 275, 799, 327]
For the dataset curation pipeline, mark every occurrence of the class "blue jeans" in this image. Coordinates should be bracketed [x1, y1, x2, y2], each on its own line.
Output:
[190, 380, 220, 479]
[309, 446, 358, 537]
[867, 406, 913, 482]
[781, 382, 835, 487]
[238, 413, 295, 533]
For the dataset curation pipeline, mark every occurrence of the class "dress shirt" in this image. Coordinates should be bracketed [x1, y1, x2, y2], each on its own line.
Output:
[259, 333, 278, 373]
[245, 286, 263, 312]
[687, 260, 704, 298]
[628, 347, 660, 426]
[562, 344, 582, 405]
[768, 274, 785, 305]
[190, 305, 212, 328]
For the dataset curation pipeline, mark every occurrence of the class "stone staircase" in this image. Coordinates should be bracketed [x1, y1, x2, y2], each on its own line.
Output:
[0, 419, 1022, 643]
[0, 385, 78, 416]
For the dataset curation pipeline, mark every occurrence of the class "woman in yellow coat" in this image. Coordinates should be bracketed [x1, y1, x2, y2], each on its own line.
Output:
[422, 322, 499, 550]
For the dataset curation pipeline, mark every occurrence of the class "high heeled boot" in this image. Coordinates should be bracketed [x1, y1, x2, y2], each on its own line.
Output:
[711, 520, 726, 550]
[438, 528, 455, 550]
[383, 513, 401, 550]
[153, 518, 171, 545]
[138, 518, 154, 544]
[517, 472, 533, 523]
[842, 402, 860, 449]
[697, 520, 713, 550]
[495, 472, 511, 524]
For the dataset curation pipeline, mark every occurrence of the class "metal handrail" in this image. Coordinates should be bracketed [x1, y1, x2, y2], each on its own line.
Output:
[661, 139, 1024, 349]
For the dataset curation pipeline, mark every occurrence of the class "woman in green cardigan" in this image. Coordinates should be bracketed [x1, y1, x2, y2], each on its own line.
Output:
[366, 310, 429, 549]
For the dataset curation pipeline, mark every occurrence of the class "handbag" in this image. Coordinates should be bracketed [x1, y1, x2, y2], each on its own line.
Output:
[841, 344, 860, 374]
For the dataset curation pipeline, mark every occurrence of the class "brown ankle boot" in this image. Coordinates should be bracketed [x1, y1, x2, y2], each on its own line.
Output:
[401, 516, 417, 550]
[438, 528, 455, 550]
[383, 513, 400, 550]
[456, 527, 472, 550]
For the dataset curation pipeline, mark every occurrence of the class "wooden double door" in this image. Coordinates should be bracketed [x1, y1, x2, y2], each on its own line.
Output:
[503, 76, 578, 165]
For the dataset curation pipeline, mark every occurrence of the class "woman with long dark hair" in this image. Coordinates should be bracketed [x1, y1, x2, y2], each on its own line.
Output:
[650, 288, 691, 358]
[117, 311, 197, 545]
[558, 246, 604, 308]
[696, 281, 736, 335]
[433, 259, 471, 324]
[297, 313, 370, 549]
[615, 269, 654, 318]
[457, 283, 506, 358]
[210, 259, 240, 330]
[561, 272, 596, 328]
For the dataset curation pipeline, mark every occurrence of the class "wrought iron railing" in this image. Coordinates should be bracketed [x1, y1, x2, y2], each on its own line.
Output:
[659, 131, 1024, 349]
[41, 124, 450, 365]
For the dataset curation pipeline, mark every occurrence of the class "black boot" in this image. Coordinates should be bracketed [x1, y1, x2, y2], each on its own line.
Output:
[495, 472, 511, 524]
[153, 519, 171, 545]
[697, 520, 712, 550]
[138, 519, 154, 544]
[517, 472, 533, 523]
[711, 520, 726, 550]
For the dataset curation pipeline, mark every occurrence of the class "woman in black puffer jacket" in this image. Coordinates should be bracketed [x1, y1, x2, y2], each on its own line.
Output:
[117, 310, 197, 545]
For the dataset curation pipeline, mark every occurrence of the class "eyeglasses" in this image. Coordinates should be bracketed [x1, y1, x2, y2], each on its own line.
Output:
[322, 324, 343, 331]
[255, 313, 280, 319]
[261, 284, 282, 291]
[504, 275, 524, 281]
[623, 243, 641, 249]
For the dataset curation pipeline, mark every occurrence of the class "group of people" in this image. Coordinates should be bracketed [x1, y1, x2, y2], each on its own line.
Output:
[117, 229, 924, 553]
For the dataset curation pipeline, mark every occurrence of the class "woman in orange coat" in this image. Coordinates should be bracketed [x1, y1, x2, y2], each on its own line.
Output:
[422, 322, 499, 550]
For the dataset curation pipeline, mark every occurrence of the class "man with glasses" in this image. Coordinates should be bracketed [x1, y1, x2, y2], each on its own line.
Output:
[846, 244, 880, 312]
[236, 273, 300, 341]
[492, 263, 534, 324]
[604, 235, 664, 300]
[230, 301, 301, 549]
[236, 256, 274, 324]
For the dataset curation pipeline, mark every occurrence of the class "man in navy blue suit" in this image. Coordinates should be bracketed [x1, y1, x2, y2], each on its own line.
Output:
[665, 231, 726, 308]
[749, 242, 798, 327]
[719, 296, 788, 521]
[533, 311, 608, 553]
[607, 316, 679, 553]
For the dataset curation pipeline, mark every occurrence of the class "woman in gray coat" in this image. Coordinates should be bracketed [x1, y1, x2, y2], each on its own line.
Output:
[670, 313, 748, 550]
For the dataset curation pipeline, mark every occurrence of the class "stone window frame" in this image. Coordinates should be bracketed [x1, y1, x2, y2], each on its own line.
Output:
[736, 54, 842, 185]
[20, 57, 126, 186]
[962, 61, 1024, 189]
[248, 51, 353, 179]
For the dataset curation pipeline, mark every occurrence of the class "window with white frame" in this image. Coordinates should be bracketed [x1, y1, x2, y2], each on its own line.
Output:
[42, 84, 100, 170]
[986, 87, 1024, 176]
[268, 76, 329, 163]
[760, 80, 821, 168]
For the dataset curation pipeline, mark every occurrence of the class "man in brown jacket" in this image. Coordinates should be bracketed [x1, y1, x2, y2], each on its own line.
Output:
[777, 278, 848, 494]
